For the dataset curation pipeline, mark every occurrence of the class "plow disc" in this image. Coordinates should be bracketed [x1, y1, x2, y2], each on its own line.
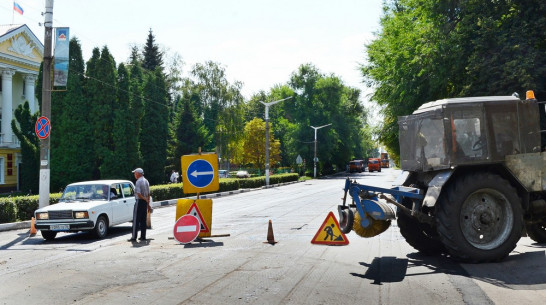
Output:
[353, 212, 391, 238]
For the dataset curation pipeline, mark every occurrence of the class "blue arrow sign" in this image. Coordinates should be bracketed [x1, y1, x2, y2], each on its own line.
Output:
[186, 159, 214, 188]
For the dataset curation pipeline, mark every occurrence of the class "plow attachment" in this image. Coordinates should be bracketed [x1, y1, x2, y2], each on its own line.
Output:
[338, 178, 425, 238]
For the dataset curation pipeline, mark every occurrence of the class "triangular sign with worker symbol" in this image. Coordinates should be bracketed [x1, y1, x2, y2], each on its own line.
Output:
[311, 211, 349, 245]
[186, 202, 210, 233]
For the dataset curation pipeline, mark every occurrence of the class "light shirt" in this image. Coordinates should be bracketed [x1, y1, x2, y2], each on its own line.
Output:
[135, 176, 150, 199]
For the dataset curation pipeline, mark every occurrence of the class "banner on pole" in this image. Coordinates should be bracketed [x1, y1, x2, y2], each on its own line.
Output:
[53, 27, 69, 87]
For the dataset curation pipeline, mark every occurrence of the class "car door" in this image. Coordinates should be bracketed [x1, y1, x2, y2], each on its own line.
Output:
[121, 182, 136, 222]
[109, 183, 126, 225]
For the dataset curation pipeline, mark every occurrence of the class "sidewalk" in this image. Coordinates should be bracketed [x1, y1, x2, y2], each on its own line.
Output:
[0, 180, 302, 232]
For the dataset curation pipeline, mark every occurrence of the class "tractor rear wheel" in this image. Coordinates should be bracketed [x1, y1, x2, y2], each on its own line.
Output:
[397, 198, 444, 255]
[436, 172, 523, 262]
[526, 220, 546, 243]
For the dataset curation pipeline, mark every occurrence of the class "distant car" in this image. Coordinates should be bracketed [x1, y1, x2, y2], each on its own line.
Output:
[348, 160, 364, 173]
[236, 170, 250, 178]
[218, 170, 229, 178]
[368, 158, 382, 172]
[34, 180, 139, 240]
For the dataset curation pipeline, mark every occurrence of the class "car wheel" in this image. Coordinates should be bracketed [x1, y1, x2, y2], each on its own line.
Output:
[93, 215, 108, 239]
[436, 172, 523, 262]
[41, 230, 57, 240]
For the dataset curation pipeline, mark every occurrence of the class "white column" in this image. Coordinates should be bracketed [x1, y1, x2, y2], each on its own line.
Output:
[1, 69, 16, 144]
[24, 74, 37, 114]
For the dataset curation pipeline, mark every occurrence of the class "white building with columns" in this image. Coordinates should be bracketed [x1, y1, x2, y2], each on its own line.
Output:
[0, 24, 43, 192]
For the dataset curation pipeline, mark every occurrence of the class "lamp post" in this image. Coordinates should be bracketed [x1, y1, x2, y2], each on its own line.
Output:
[311, 123, 332, 178]
[260, 96, 292, 186]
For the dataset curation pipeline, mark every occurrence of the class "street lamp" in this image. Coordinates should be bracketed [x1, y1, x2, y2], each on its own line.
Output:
[311, 123, 332, 178]
[260, 96, 292, 186]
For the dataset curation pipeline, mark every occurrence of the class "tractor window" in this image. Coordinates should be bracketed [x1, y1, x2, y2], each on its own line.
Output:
[491, 112, 519, 156]
[453, 118, 482, 158]
[399, 111, 449, 171]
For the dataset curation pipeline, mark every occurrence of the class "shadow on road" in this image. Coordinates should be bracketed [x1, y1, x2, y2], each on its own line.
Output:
[351, 249, 546, 290]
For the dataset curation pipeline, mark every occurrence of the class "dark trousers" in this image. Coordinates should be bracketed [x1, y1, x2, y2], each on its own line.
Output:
[132, 199, 147, 239]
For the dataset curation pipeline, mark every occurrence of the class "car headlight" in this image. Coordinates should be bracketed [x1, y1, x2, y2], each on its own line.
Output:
[73, 211, 89, 219]
[36, 212, 49, 220]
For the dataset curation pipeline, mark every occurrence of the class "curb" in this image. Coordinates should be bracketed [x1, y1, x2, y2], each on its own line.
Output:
[0, 180, 302, 232]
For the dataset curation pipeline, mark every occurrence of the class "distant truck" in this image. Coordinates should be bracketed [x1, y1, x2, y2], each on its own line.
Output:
[367, 158, 381, 172]
[348, 160, 364, 173]
[380, 152, 389, 168]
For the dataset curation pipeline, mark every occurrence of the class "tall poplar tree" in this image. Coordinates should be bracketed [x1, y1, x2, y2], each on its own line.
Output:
[87, 46, 117, 179]
[140, 69, 169, 184]
[51, 38, 94, 189]
[128, 59, 145, 171]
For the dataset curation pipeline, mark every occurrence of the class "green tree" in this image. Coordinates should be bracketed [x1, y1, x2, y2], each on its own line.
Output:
[50, 38, 94, 190]
[142, 28, 163, 72]
[169, 98, 211, 172]
[11, 102, 39, 194]
[86, 46, 117, 179]
[140, 69, 170, 184]
[362, 0, 546, 162]
[128, 56, 145, 170]
[189, 61, 245, 156]
[100, 63, 134, 180]
[242, 118, 281, 171]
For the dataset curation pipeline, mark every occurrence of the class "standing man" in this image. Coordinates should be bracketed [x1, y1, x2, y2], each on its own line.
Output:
[129, 168, 151, 242]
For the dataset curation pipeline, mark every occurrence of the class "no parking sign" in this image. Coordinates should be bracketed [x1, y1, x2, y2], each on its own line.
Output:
[35, 116, 51, 139]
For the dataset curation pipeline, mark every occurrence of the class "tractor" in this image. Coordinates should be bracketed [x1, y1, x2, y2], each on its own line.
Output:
[338, 91, 546, 263]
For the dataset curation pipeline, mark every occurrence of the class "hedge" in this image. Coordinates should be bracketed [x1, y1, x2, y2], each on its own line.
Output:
[0, 173, 299, 224]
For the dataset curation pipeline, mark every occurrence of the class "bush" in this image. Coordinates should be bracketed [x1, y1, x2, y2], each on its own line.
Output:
[0, 199, 16, 223]
[150, 183, 184, 202]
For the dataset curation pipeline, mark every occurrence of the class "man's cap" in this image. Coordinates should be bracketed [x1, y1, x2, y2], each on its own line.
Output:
[132, 168, 144, 174]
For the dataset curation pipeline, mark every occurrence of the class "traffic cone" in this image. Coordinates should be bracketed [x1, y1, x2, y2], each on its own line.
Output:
[29, 217, 37, 237]
[264, 220, 278, 245]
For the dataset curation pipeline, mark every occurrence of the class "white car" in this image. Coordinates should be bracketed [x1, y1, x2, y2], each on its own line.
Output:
[34, 180, 138, 240]
[236, 170, 250, 178]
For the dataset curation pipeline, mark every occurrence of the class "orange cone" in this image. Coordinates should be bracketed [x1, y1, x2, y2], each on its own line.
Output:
[29, 217, 37, 237]
[264, 220, 278, 245]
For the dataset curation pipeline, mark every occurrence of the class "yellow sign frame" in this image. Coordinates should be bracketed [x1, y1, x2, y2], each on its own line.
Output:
[181, 153, 219, 194]
[176, 199, 213, 237]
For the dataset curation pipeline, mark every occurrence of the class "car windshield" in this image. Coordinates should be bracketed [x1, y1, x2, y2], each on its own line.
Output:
[60, 184, 110, 202]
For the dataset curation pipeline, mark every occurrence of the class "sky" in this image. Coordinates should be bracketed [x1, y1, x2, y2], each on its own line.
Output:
[2, 0, 384, 102]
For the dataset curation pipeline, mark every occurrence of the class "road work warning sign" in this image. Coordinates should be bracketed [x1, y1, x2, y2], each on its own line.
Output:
[311, 211, 349, 245]
[176, 199, 212, 237]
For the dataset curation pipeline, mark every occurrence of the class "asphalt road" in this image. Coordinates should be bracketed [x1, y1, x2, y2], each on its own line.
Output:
[0, 168, 545, 305]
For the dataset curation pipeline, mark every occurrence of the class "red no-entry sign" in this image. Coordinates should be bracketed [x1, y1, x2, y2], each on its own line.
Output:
[173, 215, 200, 244]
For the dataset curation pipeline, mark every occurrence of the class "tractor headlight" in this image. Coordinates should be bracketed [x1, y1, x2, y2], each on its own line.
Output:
[73, 211, 89, 219]
[36, 212, 49, 220]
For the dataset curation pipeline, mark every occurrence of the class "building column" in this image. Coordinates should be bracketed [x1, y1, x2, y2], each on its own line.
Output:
[1, 69, 16, 144]
[24, 74, 37, 114]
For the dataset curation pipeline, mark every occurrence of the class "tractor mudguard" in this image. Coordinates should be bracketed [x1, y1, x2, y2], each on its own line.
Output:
[422, 170, 454, 207]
